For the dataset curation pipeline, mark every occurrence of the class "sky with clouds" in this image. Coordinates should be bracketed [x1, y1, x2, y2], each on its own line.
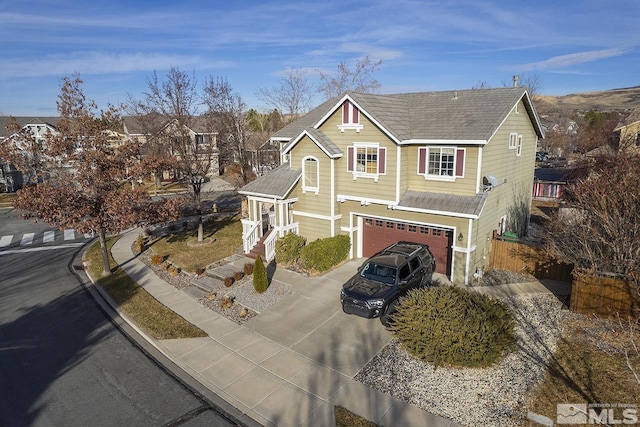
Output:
[1, 0, 639, 116]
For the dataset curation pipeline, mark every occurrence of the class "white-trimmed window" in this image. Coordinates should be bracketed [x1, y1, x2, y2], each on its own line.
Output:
[302, 156, 319, 194]
[346, 144, 386, 180]
[338, 101, 364, 132]
[509, 132, 518, 149]
[418, 147, 465, 180]
[516, 135, 523, 156]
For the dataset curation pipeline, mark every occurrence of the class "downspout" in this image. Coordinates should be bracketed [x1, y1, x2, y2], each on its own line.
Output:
[464, 218, 473, 285]
[330, 158, 335, 237]
[395, 145, 401, 204]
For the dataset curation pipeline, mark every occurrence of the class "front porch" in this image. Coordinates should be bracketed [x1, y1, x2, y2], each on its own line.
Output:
[241, 197, 299, 262]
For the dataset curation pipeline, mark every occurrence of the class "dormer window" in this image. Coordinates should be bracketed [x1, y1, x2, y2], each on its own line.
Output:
[338, 101, 364, 133]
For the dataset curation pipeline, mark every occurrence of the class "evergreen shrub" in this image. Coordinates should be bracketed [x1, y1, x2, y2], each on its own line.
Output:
[299, 235, 350, 272]
[389, 286, 517, 368]
[253, 255, 269, 293]
[275, 233, 306, 264]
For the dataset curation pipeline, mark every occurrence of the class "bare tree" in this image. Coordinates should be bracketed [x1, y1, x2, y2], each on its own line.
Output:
[503, 73, 544, 97]
[203, 77, 252, 184]
[318, 56, 382, 100]
[255, 69, 313, 118]
[545, 152, 640, 278]
[11, 75, 183, 276]
[135, 67, 217, 241]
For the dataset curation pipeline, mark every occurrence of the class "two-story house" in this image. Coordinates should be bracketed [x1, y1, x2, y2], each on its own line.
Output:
[239, 87, 544, 285]
[123, 116, 220, 177]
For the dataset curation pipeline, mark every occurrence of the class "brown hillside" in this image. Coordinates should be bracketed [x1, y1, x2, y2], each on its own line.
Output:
[535, 86, 640, 115]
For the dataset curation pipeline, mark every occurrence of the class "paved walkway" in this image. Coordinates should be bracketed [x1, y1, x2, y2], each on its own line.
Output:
[104, 228, 462, 427]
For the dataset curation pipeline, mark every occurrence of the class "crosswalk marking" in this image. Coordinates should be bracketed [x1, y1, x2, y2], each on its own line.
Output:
[0, 235, 13, 247]
[43, 231, 55, 243]
[21, 233, 35, 245]
[0, 229, 92, 251]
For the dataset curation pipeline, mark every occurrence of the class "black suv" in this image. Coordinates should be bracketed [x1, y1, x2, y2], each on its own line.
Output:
[340, 241, 435, 326]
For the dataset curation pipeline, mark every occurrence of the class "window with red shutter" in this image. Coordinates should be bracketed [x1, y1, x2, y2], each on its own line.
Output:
[455, 148, 465, 177]
[378, 147, 386, 174]
[347, 146, 354, 172]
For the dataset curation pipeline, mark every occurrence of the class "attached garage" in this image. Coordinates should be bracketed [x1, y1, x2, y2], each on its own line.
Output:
[361, 217, 453, 275]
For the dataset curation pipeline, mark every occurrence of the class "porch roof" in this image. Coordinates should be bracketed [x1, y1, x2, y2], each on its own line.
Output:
[238, 162, 301, 199]
[398, 190, 487, 218]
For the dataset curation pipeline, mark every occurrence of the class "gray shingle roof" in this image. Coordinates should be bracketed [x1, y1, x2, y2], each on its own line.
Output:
[398, 191, 487, 218]
[0, 116, 61, 138]
[238, 162, 301, 199]
[272, 97, 338, 141]
[273, 87, 544, 144]
[350, 87, 543, 142]
[283, 128, 342, 158]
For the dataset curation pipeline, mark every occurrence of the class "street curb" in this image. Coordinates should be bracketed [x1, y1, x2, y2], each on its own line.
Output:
[74, 240, 262, 427]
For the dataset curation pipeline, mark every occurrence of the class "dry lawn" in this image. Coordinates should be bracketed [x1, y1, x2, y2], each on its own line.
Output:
[84, 237, 207, 340]
[527, 314, 640, 420]
[149, 215, 243, 273]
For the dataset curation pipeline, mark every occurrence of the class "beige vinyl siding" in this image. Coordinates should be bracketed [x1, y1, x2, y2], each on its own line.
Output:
[404, 145, 479, 195]
[288, 136, 333, 216]
[470, 99, 538, 274]
[320, 110, 398, 202]
[295, 215, 333, 242]
[337, 201, 467, 239]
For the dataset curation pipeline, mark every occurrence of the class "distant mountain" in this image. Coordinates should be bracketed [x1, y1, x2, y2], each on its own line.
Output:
[534, 86, 640, 116]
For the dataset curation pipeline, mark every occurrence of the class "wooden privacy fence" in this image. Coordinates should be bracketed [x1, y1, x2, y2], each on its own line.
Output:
[489, 233, 573, 282]
[570, 274, 640, 319]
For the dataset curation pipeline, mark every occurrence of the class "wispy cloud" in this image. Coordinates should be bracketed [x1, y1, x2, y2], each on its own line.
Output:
[519, 48, 629, 71]
[0, 52, 233, 78]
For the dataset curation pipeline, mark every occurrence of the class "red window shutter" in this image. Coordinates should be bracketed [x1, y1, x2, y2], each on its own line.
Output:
[347, 146, 354, 172]
[378, 147, 386, 174]
[418, 147, 427, 174]
[455, 148, 465, 177]
[343, 102, 349, 124]
[352, 104, 359, 124]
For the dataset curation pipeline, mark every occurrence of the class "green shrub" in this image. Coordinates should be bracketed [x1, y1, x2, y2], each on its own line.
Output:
[299, 235, 350, 272]
[389, 286, 517, 368]
[253, 256, 269, 293]
[275, 233, 306, 264]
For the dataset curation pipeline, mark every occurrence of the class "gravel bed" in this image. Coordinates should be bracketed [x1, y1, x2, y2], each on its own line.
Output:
[136, 245, 291, 324]
[355, 293, 571, 427]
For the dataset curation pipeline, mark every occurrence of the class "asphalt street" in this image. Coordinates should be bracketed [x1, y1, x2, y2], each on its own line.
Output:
[0, 209, 238, 427]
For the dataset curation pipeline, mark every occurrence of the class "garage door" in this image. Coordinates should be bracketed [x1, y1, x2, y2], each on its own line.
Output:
[362, 218, 452, 275]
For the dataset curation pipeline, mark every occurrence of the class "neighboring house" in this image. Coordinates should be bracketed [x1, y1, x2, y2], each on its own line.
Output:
[1, 115, 220, 190]
[239, 87, 544, 285]
[613, 109, 640, 149]
[0, 117, 61, 190]
[533, 168, 571, 201]
[123, 116, 220, 177]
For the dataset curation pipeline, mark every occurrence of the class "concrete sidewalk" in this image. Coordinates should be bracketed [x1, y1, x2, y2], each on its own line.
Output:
[106, 228, 462, 427]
